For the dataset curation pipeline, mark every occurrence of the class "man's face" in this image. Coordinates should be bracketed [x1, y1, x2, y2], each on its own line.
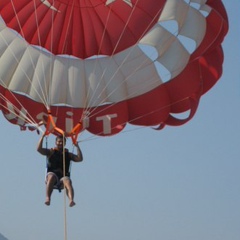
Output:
[55, 138, 65, 150]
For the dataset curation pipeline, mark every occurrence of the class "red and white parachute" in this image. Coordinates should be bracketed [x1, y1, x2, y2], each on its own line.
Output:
[0, 0, 228, 138]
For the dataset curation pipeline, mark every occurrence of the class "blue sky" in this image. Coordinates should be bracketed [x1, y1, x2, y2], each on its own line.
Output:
[0, 1, 239, 240]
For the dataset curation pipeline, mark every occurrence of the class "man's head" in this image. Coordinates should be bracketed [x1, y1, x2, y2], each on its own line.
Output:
[55, 135, 66, 150]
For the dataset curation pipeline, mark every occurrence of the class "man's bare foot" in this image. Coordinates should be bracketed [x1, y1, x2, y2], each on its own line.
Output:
[45, 198, 50, 206]
[69, 201, 76, 207]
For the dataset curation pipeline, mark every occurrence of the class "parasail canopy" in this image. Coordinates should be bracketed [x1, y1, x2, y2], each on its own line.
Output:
[0, 0, 229, 137]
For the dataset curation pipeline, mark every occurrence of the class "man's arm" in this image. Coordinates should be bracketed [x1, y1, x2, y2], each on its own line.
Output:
[37, 134, 50, 156]
[70, 142, 83, 162]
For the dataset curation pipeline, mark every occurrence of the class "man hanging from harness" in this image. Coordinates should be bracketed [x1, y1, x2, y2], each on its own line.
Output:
[37, 133, 83, 207]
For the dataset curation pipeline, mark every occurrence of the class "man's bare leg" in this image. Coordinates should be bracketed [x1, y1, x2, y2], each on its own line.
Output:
[45, 174, 57, 206]
[63, 178, 76, 207]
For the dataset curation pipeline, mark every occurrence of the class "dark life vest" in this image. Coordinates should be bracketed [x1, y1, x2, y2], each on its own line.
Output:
[47, 148, 71, 178]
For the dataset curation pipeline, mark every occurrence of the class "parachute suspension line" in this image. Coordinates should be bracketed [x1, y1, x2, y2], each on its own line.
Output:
[61, 1, 75, 54]
[6, 1, 182, 134]
[9, 0, 24, 37]
[32, 0, 43, 47]
[76, 89, 201, 142]
[82, 2, 139, 113]
[23, 1, 61, 108]
[50, 0, 56, 53]
[111, 0, 142, 55]
[34, 0, 54, 107]
[67, 3, 203, 141]
[45, 135, 49, 172]
[83, 1, 202, 117]
[83, 3, 164, 114]
[3, 1, 50, 108]
[0, 92, 43, 130]
[79, 97, 198, 142]
[0, 35, 49, 109]
[79, 125, 148, 143]
[2, 2, 208, 138]
[38, 0, 56, 107]
[83, 53, 188, 126]
[51, 2, 75, 119]
[82, 2, 127, 113]
[62, 133, 68, 240]
[81, 57, 200, 127]
[84, 95, 197, 137]
[82, 4, 114, 115]
[44, 1, 75, 123]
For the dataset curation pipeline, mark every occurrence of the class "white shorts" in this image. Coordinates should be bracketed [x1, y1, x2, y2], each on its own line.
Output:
[45, 172, 70, 190]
